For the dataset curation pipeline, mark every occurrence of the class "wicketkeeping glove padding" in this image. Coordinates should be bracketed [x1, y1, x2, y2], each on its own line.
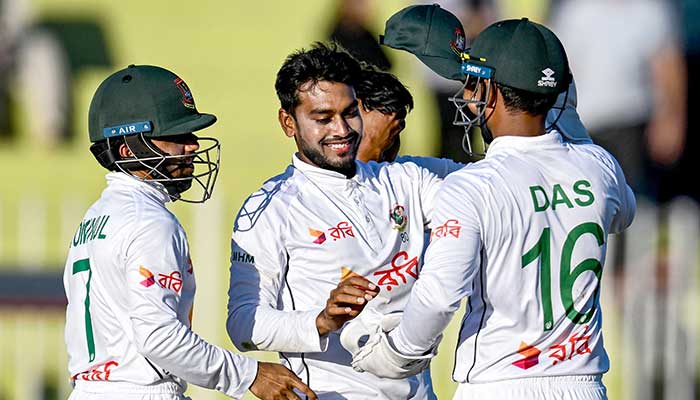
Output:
[340, 309, 438, 379]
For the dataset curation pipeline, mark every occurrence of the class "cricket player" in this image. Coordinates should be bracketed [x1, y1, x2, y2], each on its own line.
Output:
[227, 43, 442, 399]
[349, 18, 636, 400]
[64, 64, 315, 400]
[357, 4, 591, 175]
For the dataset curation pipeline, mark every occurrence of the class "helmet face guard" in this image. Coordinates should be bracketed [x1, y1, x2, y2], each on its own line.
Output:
[450, 59, 571, 158]
[112, 133, 221, 203]
[449, 61, 495, 159]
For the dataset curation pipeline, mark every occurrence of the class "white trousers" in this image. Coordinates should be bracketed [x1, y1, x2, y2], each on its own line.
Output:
[69, 380, 191, 400]
[454, 375, 607, 400]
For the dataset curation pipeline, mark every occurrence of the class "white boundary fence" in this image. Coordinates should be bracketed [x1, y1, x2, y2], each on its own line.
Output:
[0, 195, 698, 399]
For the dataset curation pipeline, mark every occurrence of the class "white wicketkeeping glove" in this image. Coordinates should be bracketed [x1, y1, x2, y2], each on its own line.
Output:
[340, 308, 439, 379]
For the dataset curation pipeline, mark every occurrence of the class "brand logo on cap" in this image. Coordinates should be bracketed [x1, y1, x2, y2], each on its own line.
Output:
[450, 27, 466, 55]
[461, 63, 492, 79]
[174, 77, 196, 109]
[103, 121, 152, 138]
[537, 68, 557, 88]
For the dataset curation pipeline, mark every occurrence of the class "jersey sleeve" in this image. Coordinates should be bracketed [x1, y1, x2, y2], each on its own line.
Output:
[399, 161, 444, 228]
[389, 175, 482, 355]
[124, 218, 257, 399]
[610, 156, 637, 234]
[227, 202, 327, 353]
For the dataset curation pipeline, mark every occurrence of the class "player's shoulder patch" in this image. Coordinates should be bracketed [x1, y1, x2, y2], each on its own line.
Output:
[234, 166, 298, 232]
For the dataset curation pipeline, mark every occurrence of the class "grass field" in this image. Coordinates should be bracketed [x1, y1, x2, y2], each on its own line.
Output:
[1, 1, 633, 400]
[0, 1, 457, 398]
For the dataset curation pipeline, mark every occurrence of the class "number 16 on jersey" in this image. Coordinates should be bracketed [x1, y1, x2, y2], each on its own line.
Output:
[521, 222, 605, 331]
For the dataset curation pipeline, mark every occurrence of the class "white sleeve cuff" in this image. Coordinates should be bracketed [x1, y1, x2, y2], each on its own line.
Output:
[226, 355, 258, 399]
[387, 326, 419, 357]
[300, 308, 328, 353]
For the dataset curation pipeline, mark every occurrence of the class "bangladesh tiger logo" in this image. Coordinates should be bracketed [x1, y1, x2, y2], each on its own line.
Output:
[450, 27, 466, 55]
[174, 77, 196, 110]
[390, 204, 407, 232]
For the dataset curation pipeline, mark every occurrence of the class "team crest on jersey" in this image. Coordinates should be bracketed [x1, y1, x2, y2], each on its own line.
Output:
[174, 77, 196, 109]
[450, 27, 466, 55]
[309, 228, 326, 244]
[389, 204, 407, 232]
[139, 266, 155, 287]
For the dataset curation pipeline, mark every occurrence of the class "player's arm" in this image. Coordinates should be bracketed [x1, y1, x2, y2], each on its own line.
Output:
[610, 156, 636, 233]
[390, 177, 482, 355]
[227, 209, 329, 353]
[349, 177, 481, 377]
[124, 218, 258, 399]
[419, 164, 445, 227]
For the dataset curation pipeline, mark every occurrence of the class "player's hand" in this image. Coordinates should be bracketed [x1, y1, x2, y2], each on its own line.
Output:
[249, 362, 317, 400]
[316, 276, 380, 337]
[350, 325, 435, 379]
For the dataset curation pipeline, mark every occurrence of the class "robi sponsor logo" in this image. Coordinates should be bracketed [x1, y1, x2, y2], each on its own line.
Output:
[139, 266, 155, 287]
[430, 219, 462, 241]
[309, 228, 326, 244]
[512, 342, 540, 370]
[309, 222, 355, 244]
[372, 251, 419, 292]
[72, 360, 119, 381]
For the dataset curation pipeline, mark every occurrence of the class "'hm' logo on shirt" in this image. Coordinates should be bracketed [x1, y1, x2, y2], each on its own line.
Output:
[232, 250, 255, 264]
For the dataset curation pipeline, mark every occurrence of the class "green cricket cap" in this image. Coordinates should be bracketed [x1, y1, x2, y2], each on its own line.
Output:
[380, 4, 466, 81]
[463, 18, 570, 94]
[88, 64, 216, 142]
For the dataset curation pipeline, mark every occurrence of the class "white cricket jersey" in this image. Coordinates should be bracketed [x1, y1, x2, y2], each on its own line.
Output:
[395, 155, 464, 178]
[228, 154, 442, 399]
[389, 131, 636, 384]
[64, 172, 257, 398]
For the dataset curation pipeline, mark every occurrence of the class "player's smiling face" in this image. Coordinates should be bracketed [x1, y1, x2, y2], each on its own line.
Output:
[280, 80, 362, 177]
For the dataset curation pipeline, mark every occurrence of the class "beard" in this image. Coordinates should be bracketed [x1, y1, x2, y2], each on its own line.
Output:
[298, 132, 359, 177]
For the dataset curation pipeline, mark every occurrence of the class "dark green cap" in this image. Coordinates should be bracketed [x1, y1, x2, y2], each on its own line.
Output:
[463, 18, 570, 94]
[381, 4, 465, 81]
[88, 65, 216, 142]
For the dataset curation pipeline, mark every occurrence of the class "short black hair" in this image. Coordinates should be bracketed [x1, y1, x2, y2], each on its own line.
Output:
[355, 66, 414, 119]
[498, 84, 558, 116]
[275, 42, 361, 115]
